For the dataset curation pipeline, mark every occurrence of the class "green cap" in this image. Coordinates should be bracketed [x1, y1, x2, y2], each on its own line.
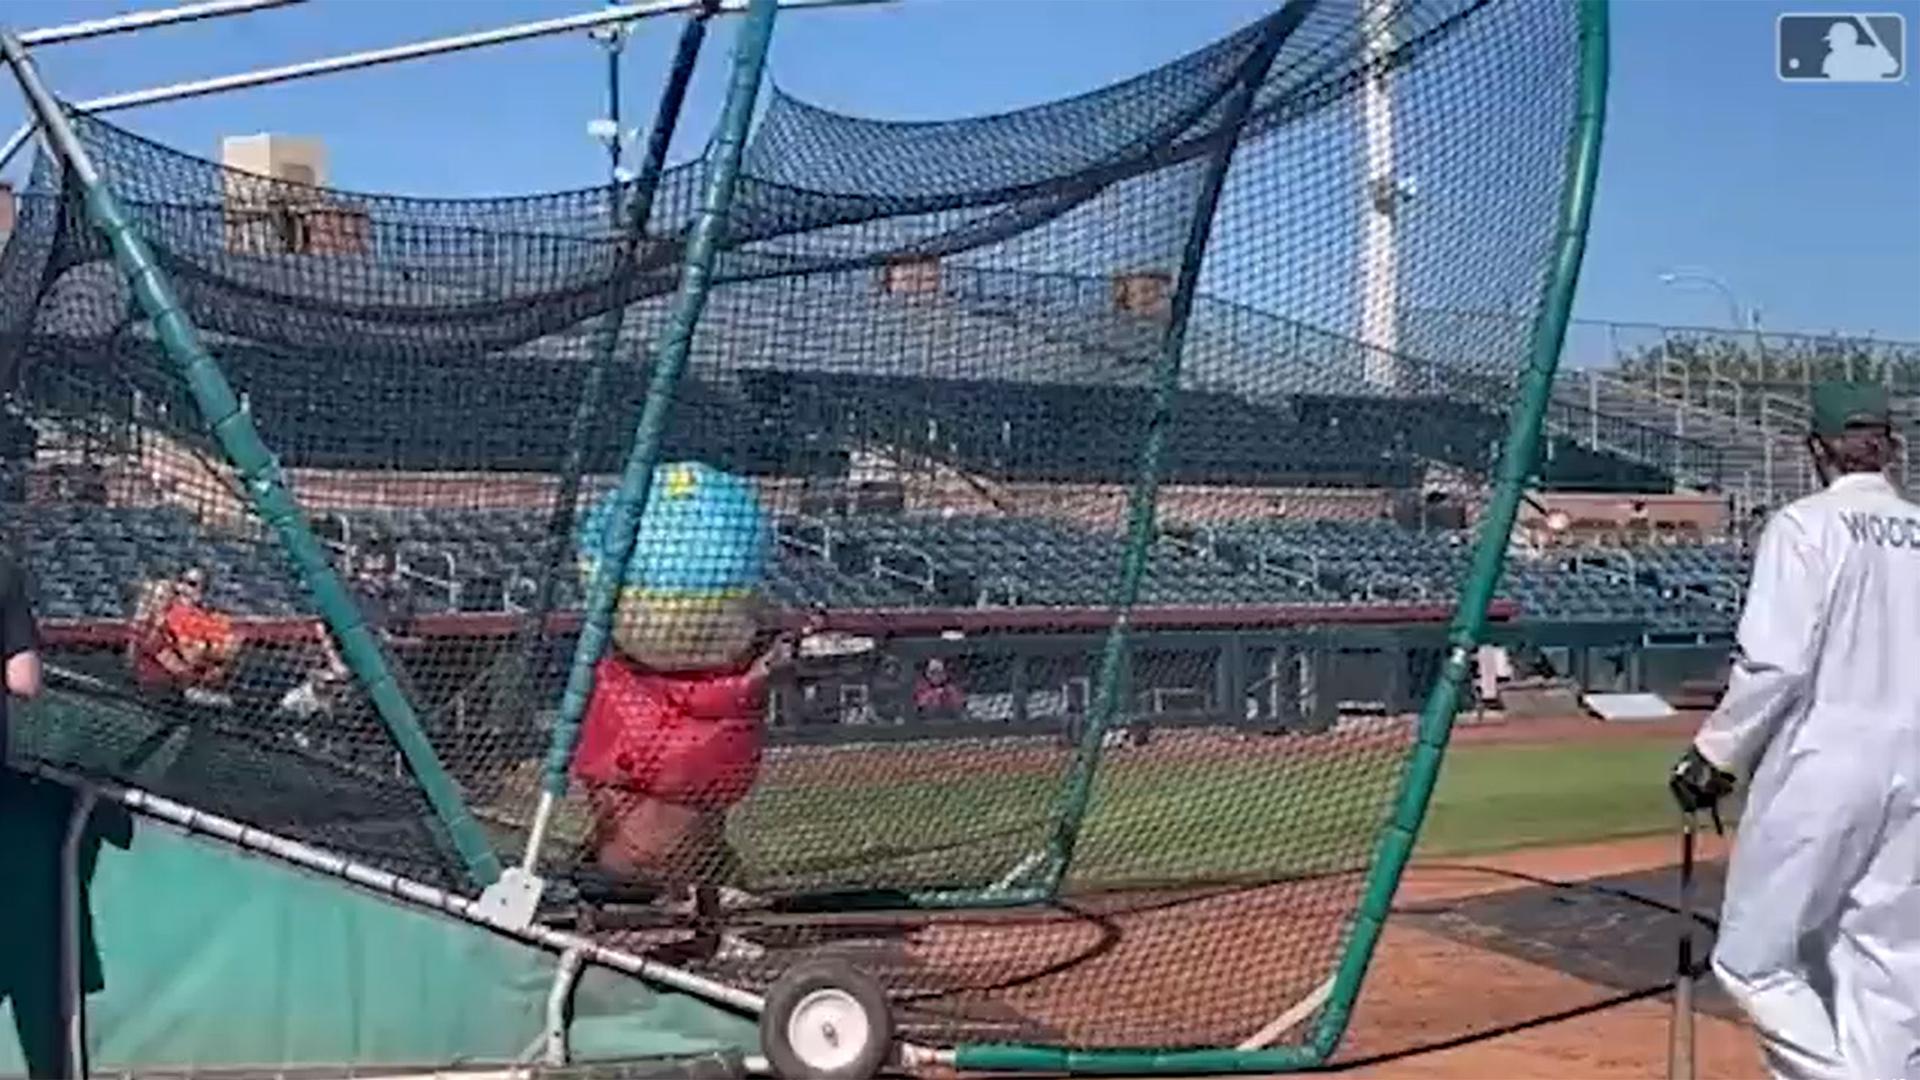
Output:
[1811, 381, 1892, 436]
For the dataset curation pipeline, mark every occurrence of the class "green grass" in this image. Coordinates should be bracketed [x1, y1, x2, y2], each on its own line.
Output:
[735, 752, 1386, 888]
[1417, 737, 1692, 857]
[33, 687, 1704, 892]
[733, 730, 1701, 892]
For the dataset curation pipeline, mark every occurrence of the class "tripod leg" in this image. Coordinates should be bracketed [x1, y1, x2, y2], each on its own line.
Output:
[1668, 810, 1698, 1080]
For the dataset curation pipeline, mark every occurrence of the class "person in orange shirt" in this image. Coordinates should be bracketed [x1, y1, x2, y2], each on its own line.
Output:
[128, 567, 239, 704]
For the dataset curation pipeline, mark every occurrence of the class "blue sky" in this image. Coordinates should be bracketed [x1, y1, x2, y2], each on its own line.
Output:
[1, 0, 1916, 344]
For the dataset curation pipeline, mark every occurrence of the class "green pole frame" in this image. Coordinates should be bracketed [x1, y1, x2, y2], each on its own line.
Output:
[1034, 1, 1306, 893]
[522, 1, 718, 633]
[1305, 0, 1608, 1057]
[0, 34, 506, 889]
[898, 0, 1313, 914]
[954, 0, 1609, 1070]
[541, 0, 780, 796]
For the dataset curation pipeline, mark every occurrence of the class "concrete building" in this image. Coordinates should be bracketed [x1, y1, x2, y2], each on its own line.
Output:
[220, 134, 368, 256]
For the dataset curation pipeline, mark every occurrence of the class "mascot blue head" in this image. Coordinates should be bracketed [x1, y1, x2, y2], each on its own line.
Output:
[577, 461, 771, 597]
[576, 462, 773, 671]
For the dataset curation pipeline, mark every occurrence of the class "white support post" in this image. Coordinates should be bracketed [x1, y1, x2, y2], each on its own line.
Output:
[1358, 1, 1401, 391]
[20, 0, 303, 48]
[542, 946, 588, 1066]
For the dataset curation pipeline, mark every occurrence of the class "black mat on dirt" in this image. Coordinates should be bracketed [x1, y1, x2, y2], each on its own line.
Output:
[1402, 860, 1739, 1021]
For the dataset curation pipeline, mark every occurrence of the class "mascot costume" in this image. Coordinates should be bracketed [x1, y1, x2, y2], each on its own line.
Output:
[569, 461, 781, 900]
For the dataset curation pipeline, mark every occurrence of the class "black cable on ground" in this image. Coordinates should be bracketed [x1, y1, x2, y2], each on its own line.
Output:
[1315, 979, 1681, 1073]
[1398, 859, 1721, 931]
[1308, 857, 1726, 1071]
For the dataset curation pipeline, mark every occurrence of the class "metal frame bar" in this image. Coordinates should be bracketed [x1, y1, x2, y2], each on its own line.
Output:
[61, 786, 100, 1080]
[20, 0, 302, 47]
[516, 0, 721, 875]
[0, 0, 887, 175]
[1301, 0, 1611, 1063]
[1037, 0, 1306, 893]
[24, 761, 767, 1015]
[537, 0, 782, 846]
[954, 0, 1613, 1073]
[30, 766, 837, 1077]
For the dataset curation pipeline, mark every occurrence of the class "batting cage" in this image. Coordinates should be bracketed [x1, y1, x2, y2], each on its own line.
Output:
[0, 0, 1607, 1072]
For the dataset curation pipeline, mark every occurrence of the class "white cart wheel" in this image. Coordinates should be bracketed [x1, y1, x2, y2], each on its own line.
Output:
[760, 959, 892, 1080]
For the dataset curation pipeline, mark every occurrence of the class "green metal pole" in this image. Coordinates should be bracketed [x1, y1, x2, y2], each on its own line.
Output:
[542, 0, 780, 796]
[512, 1, 719, 877]
[0, 32, 505, 888]
[1035, 0, 1306, 893]
[523, 2, 717, 633]
[956, 0, 1608, 1071]
[1304, 0, 1610, 1060]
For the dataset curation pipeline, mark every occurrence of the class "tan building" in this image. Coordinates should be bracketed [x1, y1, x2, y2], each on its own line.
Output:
[0, 181, 15, 254]
[222, 133, 327, 188]
[221, 134, 369, 256]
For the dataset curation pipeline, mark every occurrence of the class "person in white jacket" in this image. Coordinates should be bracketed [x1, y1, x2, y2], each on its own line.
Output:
[1670, 381, 1920, 1080]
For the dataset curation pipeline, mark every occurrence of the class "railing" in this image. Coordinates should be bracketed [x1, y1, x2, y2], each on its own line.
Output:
[1542, 387, 1726, 487]
[503, 573, 539, 614]
[396, 541, 460, 611]
[1240, 314, 1730, 492]
[977, 577, 1026, 608]
[872, 542, 936, 593]
[777, 515, 832, 560]
[1247, 534, 1323, 587]
[1157, 528, 1207, 560]
[1358, 571, 1430, 603]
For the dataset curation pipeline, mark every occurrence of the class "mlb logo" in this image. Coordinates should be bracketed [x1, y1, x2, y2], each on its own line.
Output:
[1777, 13, 1907, 81]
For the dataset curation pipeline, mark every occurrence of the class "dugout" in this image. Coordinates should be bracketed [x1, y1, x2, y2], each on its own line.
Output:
[762, 610, 1732, 745]
[764, 601, 1525, 742]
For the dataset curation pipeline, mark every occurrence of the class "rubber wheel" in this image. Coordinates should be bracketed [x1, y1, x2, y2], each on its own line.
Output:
[759, 958, 893, 1080]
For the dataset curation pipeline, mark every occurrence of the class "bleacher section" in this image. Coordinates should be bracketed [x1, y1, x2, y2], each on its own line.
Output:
[28, 262, 1689, 496]
[21, 504, 301, 620]
[13, 503, 1744, 635]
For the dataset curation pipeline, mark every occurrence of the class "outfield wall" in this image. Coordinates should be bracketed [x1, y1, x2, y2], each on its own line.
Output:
[0, 772, 753, 1078]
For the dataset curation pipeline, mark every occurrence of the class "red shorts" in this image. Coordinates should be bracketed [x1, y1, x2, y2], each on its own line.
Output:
[571, 654, 767, 811]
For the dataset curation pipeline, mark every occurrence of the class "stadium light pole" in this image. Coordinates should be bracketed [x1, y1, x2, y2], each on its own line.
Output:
[1358, 0, 1404, 390]
[1658, 268, 1766, 379]
[588, 0, 637, 184]
[1660, 267, 1775, 501]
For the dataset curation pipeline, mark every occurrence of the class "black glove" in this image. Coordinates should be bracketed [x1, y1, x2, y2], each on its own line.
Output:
[1669, 745, 1735, 820]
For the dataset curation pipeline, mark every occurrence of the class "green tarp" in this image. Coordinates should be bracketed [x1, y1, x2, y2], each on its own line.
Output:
[0, 773, 753, 1077]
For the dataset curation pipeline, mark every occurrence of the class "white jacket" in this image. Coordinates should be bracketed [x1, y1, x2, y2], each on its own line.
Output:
[1698, 471, 1920, 1080]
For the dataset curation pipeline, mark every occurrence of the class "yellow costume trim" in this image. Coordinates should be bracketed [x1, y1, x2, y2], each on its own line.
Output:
[615, 587, 757, 604]
[663, 464, 698, 500]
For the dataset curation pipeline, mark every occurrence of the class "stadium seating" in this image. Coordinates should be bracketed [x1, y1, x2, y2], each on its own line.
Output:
[4, 502, 1744, 642]
[44, 263, 1672, 496]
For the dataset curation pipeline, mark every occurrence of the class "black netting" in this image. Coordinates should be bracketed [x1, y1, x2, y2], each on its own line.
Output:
[1, 0, 1595, 1054]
